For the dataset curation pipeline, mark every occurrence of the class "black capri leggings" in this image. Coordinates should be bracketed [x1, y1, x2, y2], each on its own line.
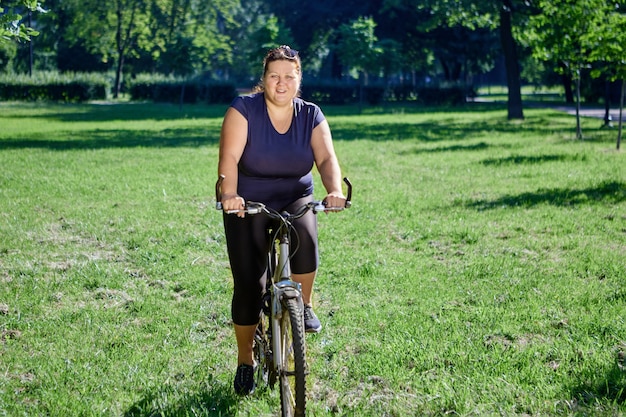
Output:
[223, 195, 319, 326]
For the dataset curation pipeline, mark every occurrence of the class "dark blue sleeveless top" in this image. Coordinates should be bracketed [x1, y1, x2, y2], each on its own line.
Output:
[231, 93, 326, 210]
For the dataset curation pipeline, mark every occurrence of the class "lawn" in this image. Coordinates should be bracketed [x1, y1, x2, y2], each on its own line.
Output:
[0, 101, 625, 416]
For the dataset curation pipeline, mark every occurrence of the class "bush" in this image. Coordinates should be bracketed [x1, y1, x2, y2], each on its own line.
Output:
[363, 85, 386, 105]
[0, 72, 109, 102]
[301, 82, 358, 105]
[127, 74, 236, 104]
[415, 86, 468, 106]
[388, 84, 416, 102]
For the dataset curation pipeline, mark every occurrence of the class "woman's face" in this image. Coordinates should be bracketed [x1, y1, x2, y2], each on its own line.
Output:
[263, 60, 301, 105]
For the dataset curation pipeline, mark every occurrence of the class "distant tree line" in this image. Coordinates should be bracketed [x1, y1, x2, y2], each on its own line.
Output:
[1, 0, 625, 122]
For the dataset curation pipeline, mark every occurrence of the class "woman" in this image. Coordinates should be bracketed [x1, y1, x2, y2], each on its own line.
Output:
[218, 45, 346, 395]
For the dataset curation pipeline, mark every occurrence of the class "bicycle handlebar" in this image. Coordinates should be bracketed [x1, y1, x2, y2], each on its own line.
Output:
[215, 175, 352, 214]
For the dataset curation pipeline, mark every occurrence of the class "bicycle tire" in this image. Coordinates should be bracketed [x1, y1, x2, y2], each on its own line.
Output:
[278, 298, 307, 417]
[253, 316, 271, 389]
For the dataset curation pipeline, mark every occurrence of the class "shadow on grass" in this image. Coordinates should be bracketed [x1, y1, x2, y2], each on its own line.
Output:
[481, 153, 587, 165]
[571, 362, 626, 411]
[124, 378, 239, 417]
[0, 127, 221, 150]
[399, 141, 494, 155]
[0, 101, 609, 150]
[466, 180, 626, 210]
[1, 101, 506, 122]
[331, 119, 524, 142]
[0, 102, 230, 122]
[330, 109, 578, 143]
[0, 119, 525, 150]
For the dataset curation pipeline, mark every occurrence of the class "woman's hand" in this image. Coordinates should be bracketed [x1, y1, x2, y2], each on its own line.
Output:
[221, 193, 246, 218]
[323, 192, 347, 212]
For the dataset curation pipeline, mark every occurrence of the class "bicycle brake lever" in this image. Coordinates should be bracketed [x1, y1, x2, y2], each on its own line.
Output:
[313, 202, 327, 213]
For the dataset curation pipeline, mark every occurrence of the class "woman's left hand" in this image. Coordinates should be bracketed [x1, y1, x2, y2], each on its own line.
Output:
[323, 192, 347, 211]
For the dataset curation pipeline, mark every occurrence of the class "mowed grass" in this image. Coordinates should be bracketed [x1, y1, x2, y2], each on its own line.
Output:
[0, 101, 625, 416]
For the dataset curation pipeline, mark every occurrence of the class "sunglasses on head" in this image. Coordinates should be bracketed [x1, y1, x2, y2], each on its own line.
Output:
[268, 45, 299, 60]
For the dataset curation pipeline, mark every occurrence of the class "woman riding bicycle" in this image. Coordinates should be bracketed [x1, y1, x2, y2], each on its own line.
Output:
[218, 45, 347, 395]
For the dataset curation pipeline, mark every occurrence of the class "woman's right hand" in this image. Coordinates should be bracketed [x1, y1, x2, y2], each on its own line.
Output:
[221, 193, 246, 218]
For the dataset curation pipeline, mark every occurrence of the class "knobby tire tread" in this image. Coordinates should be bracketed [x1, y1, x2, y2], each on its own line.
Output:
[279, 298, 307, 417]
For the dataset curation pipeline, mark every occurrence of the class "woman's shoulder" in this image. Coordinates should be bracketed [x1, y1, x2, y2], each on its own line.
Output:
[294, 96, 320, 109]
[294, 97, 325, 122]
[232, 92, 263, 106]
[231, 92, 264, 116]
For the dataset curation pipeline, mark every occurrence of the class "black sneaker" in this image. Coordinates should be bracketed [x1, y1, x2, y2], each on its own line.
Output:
[303, 304, 322, 333]
[233, 364, 255, 395]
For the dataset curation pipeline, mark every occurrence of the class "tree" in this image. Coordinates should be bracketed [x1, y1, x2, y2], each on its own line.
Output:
[499, 0, 524, 120]
[225, 0, 294, 84]
[585, 1, 626, 150]
[268, 0, 382, 80]
[146, 0, 238, 77]
[336, 16, 382, 82]
[392, 0, 529, 119]
[376, 2, 435, 84]
[424, 25, 499, 84]
[528, 0, 606, 140]
[336, 16, 383, 110]
[0, 0, 44, 43]
[64, 0, 152, 98]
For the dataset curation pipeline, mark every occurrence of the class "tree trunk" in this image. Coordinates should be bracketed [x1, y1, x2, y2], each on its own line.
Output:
[500, 0, 524, 120]
[575, 71, 583, 140]
[113, 0, 137, 99]
[114, 53, 124, 99]
[603, 79, 613, 128]
[560, 65, 574, 103]
[618, 79, 624, 150]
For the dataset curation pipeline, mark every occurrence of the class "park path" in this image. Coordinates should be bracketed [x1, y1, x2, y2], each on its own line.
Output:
[551, 106, 626, 123]
[474, 97, 625, 122]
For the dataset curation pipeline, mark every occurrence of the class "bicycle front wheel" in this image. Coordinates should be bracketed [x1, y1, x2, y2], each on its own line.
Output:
[278, 298, 307, 417]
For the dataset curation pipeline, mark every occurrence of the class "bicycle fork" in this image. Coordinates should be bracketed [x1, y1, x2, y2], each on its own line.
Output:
[271, 234, 304, 373]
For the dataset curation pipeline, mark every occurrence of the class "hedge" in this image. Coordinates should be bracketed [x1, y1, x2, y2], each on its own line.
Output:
[0, 71, 473, 106]
[0, 72, 109, 102]
[127, 76, 237, 104]
[415, 86, 469, 106]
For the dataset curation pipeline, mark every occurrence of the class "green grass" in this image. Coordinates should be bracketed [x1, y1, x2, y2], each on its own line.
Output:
[0, 100, 625, 416]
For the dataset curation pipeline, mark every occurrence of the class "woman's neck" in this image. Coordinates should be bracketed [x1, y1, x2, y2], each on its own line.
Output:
[265, 98, 294, 134]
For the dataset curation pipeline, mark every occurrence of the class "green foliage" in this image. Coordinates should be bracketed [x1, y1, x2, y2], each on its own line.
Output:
[127, 75, 237, 104]
[528, 0, 598, 78]
[0, 0, 43, 43]
[336, 16, 383, 78]
[584, 1, 626, 82]
[301, 81, 358, 105]
[0, 39, 16, 71]
[226, 6, 296, 83]
[0, 71, 108, 101]
[416, 85, 469, 105]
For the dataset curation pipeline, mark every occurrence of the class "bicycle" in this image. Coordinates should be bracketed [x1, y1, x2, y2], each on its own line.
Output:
[216, 175, 352, 417]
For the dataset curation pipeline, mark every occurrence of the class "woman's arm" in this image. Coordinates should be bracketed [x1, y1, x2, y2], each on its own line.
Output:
[311, 119, 346, 208]
[218, 107, 248, 216]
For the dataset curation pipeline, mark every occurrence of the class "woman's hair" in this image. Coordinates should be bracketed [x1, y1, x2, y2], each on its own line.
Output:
[253, 45, 301, 93]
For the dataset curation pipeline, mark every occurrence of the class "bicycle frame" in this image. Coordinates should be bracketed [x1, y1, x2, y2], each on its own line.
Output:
[216, 175, 352, 416]
[270, 230, 303, 376]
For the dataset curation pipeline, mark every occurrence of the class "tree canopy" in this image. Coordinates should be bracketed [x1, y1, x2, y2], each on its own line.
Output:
[1, 0, 44, 43]
[1, 0, 625, 123]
